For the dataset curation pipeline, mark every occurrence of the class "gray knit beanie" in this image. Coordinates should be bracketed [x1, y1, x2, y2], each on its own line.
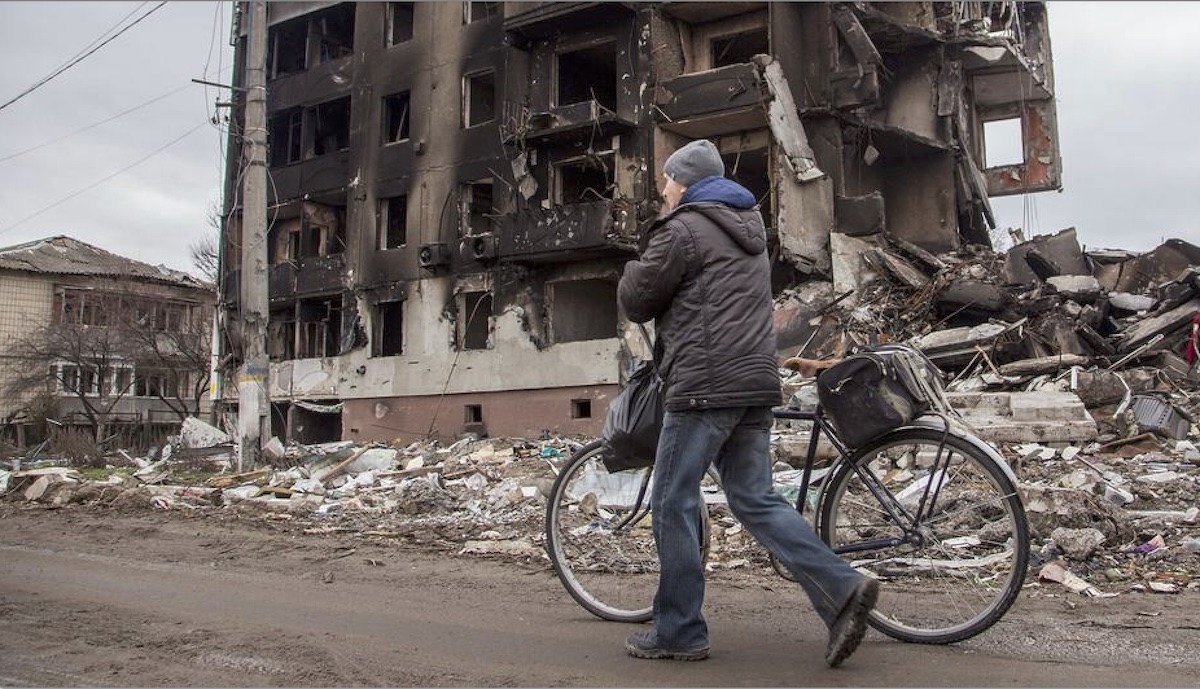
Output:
[663, 139, 724, 187]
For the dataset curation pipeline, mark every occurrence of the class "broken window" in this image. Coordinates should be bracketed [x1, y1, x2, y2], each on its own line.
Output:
[458, 291, 492, 350]
[312, 97, 351, 156]
[298, 297, 343, 359]
[387, 2, 414, 46]
[557, 42, 617, 111]
[379, 194, 408, 249]
[983, 117, 1024, 168]
[268, 306, 297, 361]
[268, 16, 308, 78]
[383, 90, 411, 144]
[555, 154, 613, 204]
[372, 300, 404, 357]
[459, 179, 494, 237]
[464, 404, 483, 424]
[57, 364, 99, 396]
[269, 108, 303, 166]
[315, 4, 356, 65]
[550, 279, 618, 343]
[463, 70, 495, 128]
[464, 1, 499, 24]
[711, 28, 769, 68]
[113, 368, 133, 396]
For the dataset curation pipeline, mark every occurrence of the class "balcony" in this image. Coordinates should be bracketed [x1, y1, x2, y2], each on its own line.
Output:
[656, 62, 768, 138]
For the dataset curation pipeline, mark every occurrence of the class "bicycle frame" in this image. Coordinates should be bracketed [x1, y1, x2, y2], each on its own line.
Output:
[773, 406, 952, 555]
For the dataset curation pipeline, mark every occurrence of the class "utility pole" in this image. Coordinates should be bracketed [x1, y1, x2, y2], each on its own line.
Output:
[237, 0, 269, 471]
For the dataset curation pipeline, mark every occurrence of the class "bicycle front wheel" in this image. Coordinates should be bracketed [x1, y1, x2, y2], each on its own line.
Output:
[545, 440, 659, 622]
[818, 427, 1029, 644]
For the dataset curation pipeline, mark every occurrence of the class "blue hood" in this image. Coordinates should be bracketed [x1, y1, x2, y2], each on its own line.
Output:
[679, 176, 756, 209]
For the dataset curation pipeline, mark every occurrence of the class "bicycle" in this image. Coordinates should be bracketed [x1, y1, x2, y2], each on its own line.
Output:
[544, 404, 1030, 645]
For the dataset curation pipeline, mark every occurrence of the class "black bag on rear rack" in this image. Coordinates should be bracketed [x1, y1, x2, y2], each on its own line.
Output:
[815, 344, 949, 449]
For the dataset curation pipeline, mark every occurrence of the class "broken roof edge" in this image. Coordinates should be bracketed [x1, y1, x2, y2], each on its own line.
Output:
[0, 235, 213, 292]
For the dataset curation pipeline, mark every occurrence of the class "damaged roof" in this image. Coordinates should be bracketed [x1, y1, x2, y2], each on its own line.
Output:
[0, 235, 210, 289]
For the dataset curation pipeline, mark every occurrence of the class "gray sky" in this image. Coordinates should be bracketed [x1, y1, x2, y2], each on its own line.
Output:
[0, 2, 1197, 278]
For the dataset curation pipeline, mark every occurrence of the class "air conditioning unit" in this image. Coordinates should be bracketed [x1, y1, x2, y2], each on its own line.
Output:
[418, 242, 451, 269]
[460, 234, 497, 263]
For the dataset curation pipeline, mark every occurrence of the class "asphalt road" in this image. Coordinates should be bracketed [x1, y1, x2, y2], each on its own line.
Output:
[1, 506, 1197, 687]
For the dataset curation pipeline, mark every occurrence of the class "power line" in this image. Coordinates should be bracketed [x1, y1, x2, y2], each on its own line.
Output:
[0, 84, 189, 164]
[0, 119, 210, 236]
[0, 2, 168, 113]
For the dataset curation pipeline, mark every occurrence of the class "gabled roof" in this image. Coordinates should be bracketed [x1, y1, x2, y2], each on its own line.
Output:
[0, 235, 210, 290]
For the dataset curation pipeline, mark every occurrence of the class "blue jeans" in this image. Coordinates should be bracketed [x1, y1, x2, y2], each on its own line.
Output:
[649, 406, 865, 649]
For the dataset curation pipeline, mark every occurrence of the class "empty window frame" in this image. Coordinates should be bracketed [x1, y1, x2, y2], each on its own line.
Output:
[460, 179, 494, 236]
[571, 399, 592, 419]
[297, 297, 343, 359]
[464, 404, 483, 423]
[269, 108, 304, 166]
[549, 279, 618, 343]
[373, 300, 404, 357]
[387, 2, 414, 45]
[268, 306, 297, 361]
[56, 364, 99, 397]
[268, 16, 308, 78]
[554, 154, 614, 204]
[557, 42, 617, 110]
[983, 117, 1024, 168]
[383, 90, 411, 144]
[458, 291, 492, 350]
[463, 70, 496, 128]
[464, 2, 499, 24]
[315, 3, 356, 65]
[711, 28, 769, 68]
[379, 194, 408, 249]
[312, 97, 351, 156]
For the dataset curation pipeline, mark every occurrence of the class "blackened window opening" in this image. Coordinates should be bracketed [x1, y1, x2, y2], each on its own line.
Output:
[557, 43, 617, 111]
[298, 297, 343, 359]
[374, 300, 404, 356]
[387, 2, 414, 46]
[381, 195, 408, 249]
[721, 148, 770, 210]
[313, 97, 351, 156]
[461, 291, 492, 350]
[712, 28, 769, 68]
[465, 2, 499, 24]
[316, 4, 356, 64]
[462, 180, 493, 236]
[464, 71, 495, 127]
[268, 17, 307, 78]
[557, 155, 613, 203]
[383, 91, 411, 143]
[269, 108, 303, 166]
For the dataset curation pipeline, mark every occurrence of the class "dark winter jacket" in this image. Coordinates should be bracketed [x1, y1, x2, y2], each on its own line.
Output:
[618, 176, 781, 411]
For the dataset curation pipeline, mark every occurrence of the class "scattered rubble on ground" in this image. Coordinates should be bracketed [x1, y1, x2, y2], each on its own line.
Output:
[4, 232, 1200, 602]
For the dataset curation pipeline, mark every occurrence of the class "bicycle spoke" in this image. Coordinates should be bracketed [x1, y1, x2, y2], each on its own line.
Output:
[819, 429, 1029, 644]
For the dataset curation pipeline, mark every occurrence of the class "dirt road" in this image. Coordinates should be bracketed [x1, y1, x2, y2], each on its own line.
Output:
[2, 504, 1197, 687]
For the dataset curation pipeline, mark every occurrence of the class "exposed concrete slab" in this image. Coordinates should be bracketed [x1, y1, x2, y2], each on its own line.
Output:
[947, 391, 1098, 444]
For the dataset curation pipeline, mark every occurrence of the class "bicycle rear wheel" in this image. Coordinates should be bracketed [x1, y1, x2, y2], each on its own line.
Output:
[818, 427, 1029, 644]
[545, 440, 709, 623]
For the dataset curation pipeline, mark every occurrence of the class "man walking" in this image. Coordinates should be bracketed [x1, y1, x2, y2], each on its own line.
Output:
[617, 139, 879, 667]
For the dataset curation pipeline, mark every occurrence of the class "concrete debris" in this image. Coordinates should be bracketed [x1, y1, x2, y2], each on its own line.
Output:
[178, 417, 232, 449]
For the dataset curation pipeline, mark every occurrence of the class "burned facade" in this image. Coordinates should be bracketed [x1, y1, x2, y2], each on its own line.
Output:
[218, 1, 1060, 444]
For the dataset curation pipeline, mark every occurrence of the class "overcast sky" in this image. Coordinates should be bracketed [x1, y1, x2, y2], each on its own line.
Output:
[0, 2, 1197, 279]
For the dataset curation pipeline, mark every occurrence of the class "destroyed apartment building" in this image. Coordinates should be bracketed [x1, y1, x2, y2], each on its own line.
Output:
[0, 236, 216, 449]
[217, 1, 1061, 445]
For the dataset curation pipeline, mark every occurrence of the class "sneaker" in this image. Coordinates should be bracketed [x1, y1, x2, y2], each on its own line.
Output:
[825, 577, 880, 668]
[625, 630, 710, 661]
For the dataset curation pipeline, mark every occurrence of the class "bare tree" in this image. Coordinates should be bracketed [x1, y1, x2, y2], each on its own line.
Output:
[189, 201, 223, 282]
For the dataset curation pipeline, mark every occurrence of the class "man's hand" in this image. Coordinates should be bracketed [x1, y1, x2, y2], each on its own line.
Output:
[782, 357, 840, 378]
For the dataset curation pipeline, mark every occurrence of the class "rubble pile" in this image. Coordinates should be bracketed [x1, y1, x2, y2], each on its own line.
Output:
[777, 230, 1200, 444]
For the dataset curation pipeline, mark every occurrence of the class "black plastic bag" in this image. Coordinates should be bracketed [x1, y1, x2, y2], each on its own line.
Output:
[600, 359, 663, 472]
